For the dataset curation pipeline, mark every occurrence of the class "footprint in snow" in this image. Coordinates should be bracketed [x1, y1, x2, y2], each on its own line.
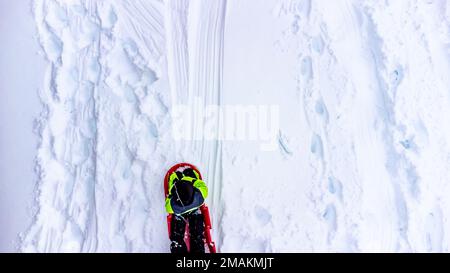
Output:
[310, 134, 323, 158]
[300, 56, 313, 80]
[323, 203, 337, 243]
[311, 35, 325, 55]
[254, 205, 272, 226]
[315, 98, 329, 124]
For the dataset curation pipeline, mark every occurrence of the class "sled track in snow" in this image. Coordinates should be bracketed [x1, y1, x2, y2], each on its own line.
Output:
[165, 0, 227, 251]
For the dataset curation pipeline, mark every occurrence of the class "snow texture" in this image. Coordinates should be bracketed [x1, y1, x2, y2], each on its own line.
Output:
[3, 0, 450, 252]
[0, 0, 45, 252]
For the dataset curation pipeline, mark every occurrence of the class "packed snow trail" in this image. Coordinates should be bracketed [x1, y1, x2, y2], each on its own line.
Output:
[165, 0, 227, 248]
[22, 0, 450, 252]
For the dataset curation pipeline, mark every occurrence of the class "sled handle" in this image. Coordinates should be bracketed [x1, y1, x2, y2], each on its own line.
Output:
[201, 204, 217, 253]
[167, 214, 173, 238]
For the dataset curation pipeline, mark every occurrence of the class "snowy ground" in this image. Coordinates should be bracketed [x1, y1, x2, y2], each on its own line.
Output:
[0, 0, 45, 251]
[2, 0, 450, 252]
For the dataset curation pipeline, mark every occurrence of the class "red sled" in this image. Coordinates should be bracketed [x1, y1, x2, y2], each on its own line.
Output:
[164, 162, 217, 253]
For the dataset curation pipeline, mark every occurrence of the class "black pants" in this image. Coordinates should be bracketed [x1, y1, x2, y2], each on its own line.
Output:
[170, 210, 205, 253]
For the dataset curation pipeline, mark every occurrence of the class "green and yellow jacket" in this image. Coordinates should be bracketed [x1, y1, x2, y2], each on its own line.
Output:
[165, 171, 208, 215]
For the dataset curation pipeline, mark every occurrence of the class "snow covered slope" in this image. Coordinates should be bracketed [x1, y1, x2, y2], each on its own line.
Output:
[221, 0, 450, 252]
[0, 0, 45, 251]
[15, 0, 450, 252]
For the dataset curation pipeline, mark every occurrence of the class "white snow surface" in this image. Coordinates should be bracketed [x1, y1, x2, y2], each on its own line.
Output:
[3, 0, 450, 252]
[0, 0, 45, 252]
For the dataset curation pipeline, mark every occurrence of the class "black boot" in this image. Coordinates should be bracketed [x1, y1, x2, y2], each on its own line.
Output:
[170, 215, 188, 253]
[188, 210, 205, 253]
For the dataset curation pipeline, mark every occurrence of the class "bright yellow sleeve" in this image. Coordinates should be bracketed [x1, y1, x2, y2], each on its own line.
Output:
[165, 197, 174, 214]
[193, 179, 208, 199]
